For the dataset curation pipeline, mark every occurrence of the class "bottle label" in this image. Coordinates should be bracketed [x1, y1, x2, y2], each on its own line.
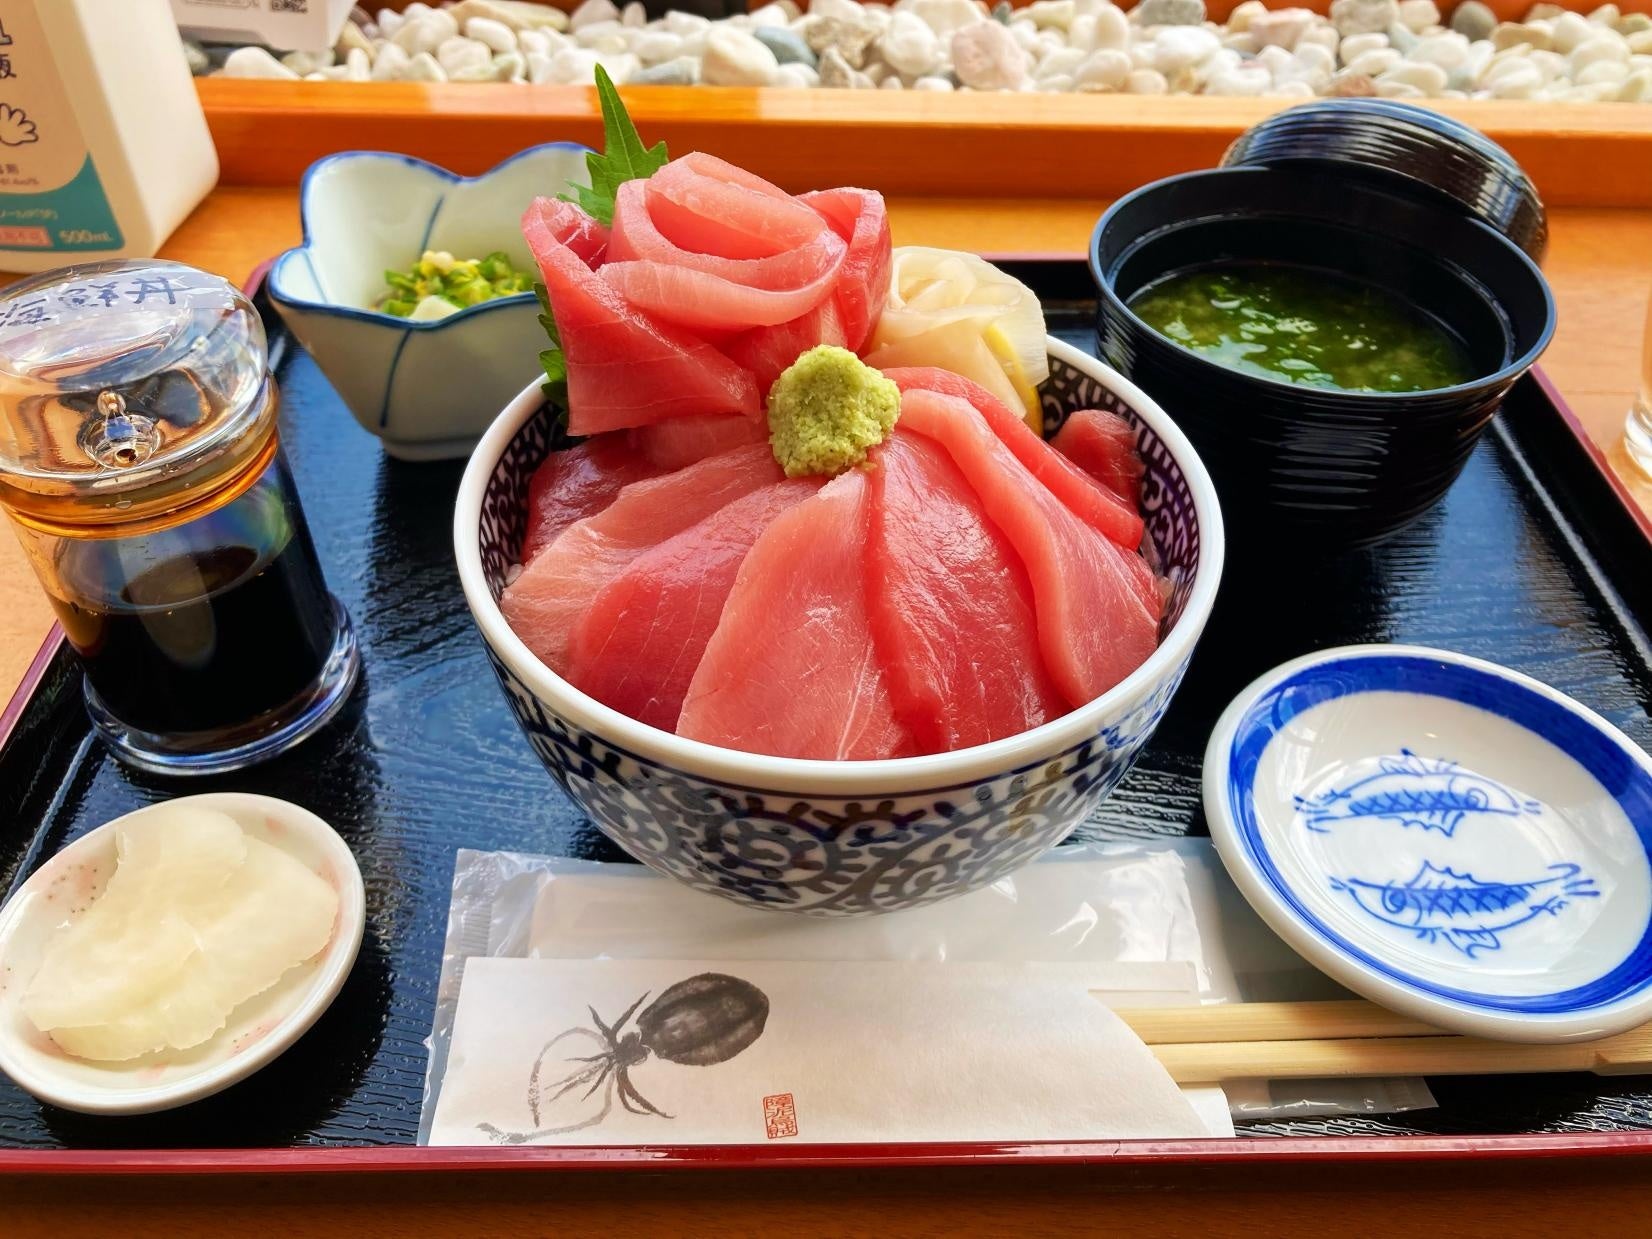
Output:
[0, 4, 124, 253]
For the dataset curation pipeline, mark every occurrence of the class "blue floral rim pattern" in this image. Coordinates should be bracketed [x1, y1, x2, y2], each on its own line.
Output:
[1226, 653, 1652, 1014]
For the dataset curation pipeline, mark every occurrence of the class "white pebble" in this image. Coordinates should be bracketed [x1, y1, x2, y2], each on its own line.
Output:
[1075, 46, 1130, 88]
[1396, 0, 1439, 33]
[1375, 78, 1423, 96]
[465, 16, 517, 52]
[1008, 19, 1039, 51]
[1577, 57, 1629, 82]
[750, 4, 791, 28]
[775, 62, 820, 87]
[1152, 26, 1220, 72]
[1570, 34, 1630, 70]
[569, 0, 619, 31]
[912, 73, 955, 89]
[371, 41, 411, 79]
[525, 50, 555, 82]
[1339, 31, 1389, 60]
[1631, 30, 1652, 53]
[1026, 0, 1077, 28]
[1227, 0, 1267, 32]
[881, 73, 906, 86]
[1126, 65, 1169, 91]
[1381, 58, 1447, 91]
[1412, 31, 1471, 69]
[622, 2, 645, 27]
[881, 10, 943, 75]
[517, 28, 551, 56]
[223, 46, 300, 79]
[702, 27, 780, 85]
[1346, 47, 1401, 75]
[377, 8, 405, 37]
[952, 20, 1029, 89]
[1489, 59, 1543, 95]
[631, 31, 685, 63]
[1205, 64, 1271, 93]
[1038, 46, 1087, 77]
[344, 46, 371, 80]
[1619, 67, 1652, 99]
[1550, 11, 1593, 52]
[1297, 24, 1340, 51]
[406, 50, 448, 80]
[1249, 7, 1316, 49]
[436, 35, 491, 75]
[393, 11, 459, 56]
[906, 0, 986, 37]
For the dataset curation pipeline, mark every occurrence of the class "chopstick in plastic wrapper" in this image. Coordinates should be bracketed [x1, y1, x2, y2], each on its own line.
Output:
[419, 839, 1435, 1141]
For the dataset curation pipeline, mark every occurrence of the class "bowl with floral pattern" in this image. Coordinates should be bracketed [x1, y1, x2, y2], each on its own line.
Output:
[268, 144, 590, 461]
[454, 339, 1224, 916]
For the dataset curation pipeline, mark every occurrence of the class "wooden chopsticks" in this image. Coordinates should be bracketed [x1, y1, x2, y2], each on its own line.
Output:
[1108, 1000, 1652, 1083]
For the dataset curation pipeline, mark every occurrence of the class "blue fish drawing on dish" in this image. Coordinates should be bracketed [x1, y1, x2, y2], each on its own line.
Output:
[1330, 861, 1600, 958]
[1294, 749, 1543, 836]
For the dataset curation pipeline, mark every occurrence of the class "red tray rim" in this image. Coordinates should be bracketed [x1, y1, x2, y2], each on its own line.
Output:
[2, 260, 1650, 1174]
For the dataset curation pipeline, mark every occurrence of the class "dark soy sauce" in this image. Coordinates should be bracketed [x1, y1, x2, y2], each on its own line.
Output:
[51, 529, 336, 737]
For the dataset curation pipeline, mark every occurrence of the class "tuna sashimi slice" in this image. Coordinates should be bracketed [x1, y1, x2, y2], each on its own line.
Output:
[523, 197, 760, 435]
[897, 389, 1160, 710]
[880, 366, 1145, 552]
[627, 414, 769, 471]
[646, 154, 828, 260]
[501, 444, 783, 675]
[799, 188, 891, 353]
[566, 478, 823, 731]
[1052, 408, 1146, 511]
[521, 434, 665, 564]
[868, 431, 1068, 753]
[679, 470, 913, 760]
[723, 296, 849, 398]
[525, 195, 610, 268]
[605, 180, 846, 331]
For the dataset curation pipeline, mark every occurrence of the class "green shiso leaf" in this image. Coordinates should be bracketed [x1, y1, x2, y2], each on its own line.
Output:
[559, 64, 669, 229]
[535, 66, 667, 418]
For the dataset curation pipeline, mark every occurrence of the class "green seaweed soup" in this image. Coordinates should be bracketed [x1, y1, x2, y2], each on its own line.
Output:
[1128, 263, 1476, 394]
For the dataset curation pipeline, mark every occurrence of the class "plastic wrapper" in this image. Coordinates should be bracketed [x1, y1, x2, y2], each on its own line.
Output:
[422, 840, 1435, 1140]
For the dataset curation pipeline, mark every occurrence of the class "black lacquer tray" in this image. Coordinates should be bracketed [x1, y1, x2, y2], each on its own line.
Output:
[2, 261, 1650, 1170]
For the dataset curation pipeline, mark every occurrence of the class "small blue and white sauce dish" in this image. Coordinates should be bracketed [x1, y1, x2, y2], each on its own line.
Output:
[1206, 645, 1652, 1042]
[269, 144, 590, 461]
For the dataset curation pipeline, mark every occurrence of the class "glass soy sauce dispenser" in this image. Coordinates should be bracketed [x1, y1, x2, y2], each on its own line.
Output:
[0, 259, 359, 775]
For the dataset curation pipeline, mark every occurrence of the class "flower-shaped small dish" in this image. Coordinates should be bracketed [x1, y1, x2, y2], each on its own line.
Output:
[0, 793, 365, 1115]
[1206, 646, 1652, 1043]
[269, 145, 590, 461]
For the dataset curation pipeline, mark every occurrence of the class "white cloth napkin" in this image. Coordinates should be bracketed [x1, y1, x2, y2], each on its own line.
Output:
[428, 959, 1213, 1147]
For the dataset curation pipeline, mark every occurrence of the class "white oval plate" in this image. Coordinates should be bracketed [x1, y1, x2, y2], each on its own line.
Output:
[0, 793, 365, 1114]
[1205, 645, 1652, 1043]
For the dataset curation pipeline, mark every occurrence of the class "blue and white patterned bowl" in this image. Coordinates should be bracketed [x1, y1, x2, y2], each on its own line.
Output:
[1206, 645, 1652, 1042]
[453, 338, 1224, 916]
[268, 144, 590, 461]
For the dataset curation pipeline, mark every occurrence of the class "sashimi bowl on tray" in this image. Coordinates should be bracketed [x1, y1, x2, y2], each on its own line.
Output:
[454, 71, 1223, 917]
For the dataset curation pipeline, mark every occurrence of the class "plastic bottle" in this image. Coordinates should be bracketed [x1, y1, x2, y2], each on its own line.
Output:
[0, 0, 218, 274]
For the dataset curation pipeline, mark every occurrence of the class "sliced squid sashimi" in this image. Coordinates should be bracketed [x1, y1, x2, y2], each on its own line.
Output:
[604, 180, 846, 331]
[627, 414, 770, 471]
[524, 197, 760, 434]
[1051, 407, 1146, 511]
[723, 296, 849, 398]
[678, 470, 913, 760]
[567, 478, 823, 731]
[897, 389, 1160, 710]
[501, 444, 783, 675]
[646, 153, 829, 260]
[880, 365, 1145, 552]
[868, 430, 1068, 753]
[521, 434, 666, 564]
[799, 187, 891, 353]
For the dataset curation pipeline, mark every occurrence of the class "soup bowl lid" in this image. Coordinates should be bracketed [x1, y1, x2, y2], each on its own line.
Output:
[1221, 100, 1547, 264]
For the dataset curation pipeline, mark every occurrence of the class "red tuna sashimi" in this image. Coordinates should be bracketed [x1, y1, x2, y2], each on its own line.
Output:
[678, 470, 913, 760]
[1052, 408, 1145, 511]
[500, 444, 783, 675]
[566, 478, 823, 731]
[867, 430, 1068, 753]
[723, 296, 849, 398]
[523, 197, 759, 435]
[881, 366, 1144, 552]
[627, 414, 769, 470]
[605, 180, 846, 332]
[799, 188, 891, 353]
[646, 153, 829, 260]
[897, 389, 1160, 709]
[521, 434, 665, 564]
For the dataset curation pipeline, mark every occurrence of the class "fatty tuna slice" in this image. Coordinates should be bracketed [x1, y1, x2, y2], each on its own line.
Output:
[1051, 408, 1146, 511]
[799, 187, 891, 353]
[605, 180, 846, 332]
[566, 478, 823, 731]
[523, 197, 760, 435]
[867, 430, 1068, 753]
[501, 444, 783, 675]
[520, 434, 666, 564]
[880, 366, 1145, 552]
[897, 389, 1161, 710]
[723, 296, 849, 399]
[678, 470, 913, 760]
[646, 153, 829, 260]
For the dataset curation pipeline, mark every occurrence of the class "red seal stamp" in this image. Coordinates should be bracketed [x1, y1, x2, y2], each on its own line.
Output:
[762, 1092, 798, 1140]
